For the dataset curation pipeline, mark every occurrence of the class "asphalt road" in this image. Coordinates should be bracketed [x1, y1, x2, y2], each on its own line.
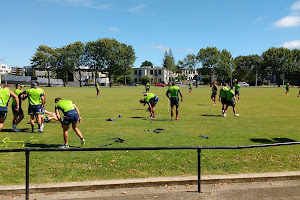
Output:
[2, 180, 299, 200]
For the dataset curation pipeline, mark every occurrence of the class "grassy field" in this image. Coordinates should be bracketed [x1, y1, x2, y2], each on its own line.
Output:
[0, 85, 299, 185]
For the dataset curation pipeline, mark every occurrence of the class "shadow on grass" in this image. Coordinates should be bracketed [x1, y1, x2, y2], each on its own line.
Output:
[197, 104, 207, 106]
[201, 114, 223, 117]
[25, 143, 76, 148]
[1, 128, 29, 133]
[142, 119, 170, 121]
[251, 138, 297, 144]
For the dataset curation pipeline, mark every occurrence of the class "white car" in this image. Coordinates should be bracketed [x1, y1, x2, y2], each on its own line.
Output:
[238, 82, 249, 87]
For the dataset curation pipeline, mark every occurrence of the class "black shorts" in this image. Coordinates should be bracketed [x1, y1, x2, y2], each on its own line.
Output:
[12, 106, 23, 115]
[0, 111, 7, 119]
[211, 91, 217, 97]
[28, 105, 42, 115]
[286, 88, 289, 92]
[226, 100, 235, 107]
[221, 98, 227, 105]
[170, 97, 179, 106]
[63, 111, 79, 125]
[235, 90, 240, 95]
[149, 96, 159, 106]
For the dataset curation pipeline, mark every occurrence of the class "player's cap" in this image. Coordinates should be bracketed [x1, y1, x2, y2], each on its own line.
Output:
[16, 83, 24, 88]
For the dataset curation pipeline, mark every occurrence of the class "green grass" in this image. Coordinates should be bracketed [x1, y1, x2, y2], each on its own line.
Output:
[0, 86, 299, 185]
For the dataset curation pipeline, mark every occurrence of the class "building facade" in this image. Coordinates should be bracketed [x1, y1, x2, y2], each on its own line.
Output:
[132, 66, 169, 84]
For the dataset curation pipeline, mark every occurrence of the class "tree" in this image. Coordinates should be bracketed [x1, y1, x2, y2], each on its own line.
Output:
[262, 47, 293, 86]
[140, 75, 151, 85]
[162, 49, 176, 83]
[216, 49, 232, 85]
[196, 47, 220, 87]
[179, 54, 199, 86]
[30, 45, 54, 86]
[141, 61, 153, 67]
[116, 75, 134, 84]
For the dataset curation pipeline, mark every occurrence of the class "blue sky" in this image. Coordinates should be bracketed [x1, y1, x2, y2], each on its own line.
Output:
[1, 0, 300, 68]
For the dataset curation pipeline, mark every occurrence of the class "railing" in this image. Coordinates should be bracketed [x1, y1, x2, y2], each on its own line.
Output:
[1, 141, 300, 200]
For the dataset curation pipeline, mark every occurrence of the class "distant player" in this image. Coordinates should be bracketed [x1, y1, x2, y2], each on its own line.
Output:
[211, 82, 218, 105]
[297, 86, 300, 97]
[55, 97, 85, 148]
[96, 82, 100, 98]
[189, 82, 192, 94]
[0, 85, 19, 132]
[166, 82, 183, 121]
[12, 83, 25, 132]
[234, 82, 241, 102]
[145, 82, 150, 93]
[223, 85, 239, 117]
[22, 82, 45, 133]
[285, 82, 290, 95]
[219, 83, 229, 115]
[140, 92, 159, 118]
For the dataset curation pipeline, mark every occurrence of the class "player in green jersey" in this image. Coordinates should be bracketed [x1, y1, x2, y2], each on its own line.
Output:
[189, 82, 192, 94]
[234, 82, 241, 102]
[219, 83, 229, 115]
[0, 85, 19, 131]
[211, 82, 218, 105]
[223, 85, 239, 117]
[285, 82, 290, 95]
[55, 97, 85, 148]
[36, 82, 46, 131]
[166, 83, 183, 121]
[12, 83, 25, 132]
[96, 82, 100, 98]
[22, 82, 45, 133]
[145, 82, 150, 93]
[140, 92, 159, 118]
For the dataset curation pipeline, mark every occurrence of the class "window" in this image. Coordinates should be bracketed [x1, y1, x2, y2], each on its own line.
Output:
[150, 70, 153, 75]
[159, 70, 161, 75]
[134, 70, 137, 75]
[139, 70, 142, 76]
[155, 70, 157, 76]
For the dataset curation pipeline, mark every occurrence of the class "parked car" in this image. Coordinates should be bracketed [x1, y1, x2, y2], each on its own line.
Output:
[155, 83, 165, 87]
[238, 82, 249, 87]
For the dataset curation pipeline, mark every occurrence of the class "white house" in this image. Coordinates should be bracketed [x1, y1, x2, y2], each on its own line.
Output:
[132, 66, 169, 84]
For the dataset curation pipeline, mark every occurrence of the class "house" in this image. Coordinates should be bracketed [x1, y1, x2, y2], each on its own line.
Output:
[132, 66, 169, 84]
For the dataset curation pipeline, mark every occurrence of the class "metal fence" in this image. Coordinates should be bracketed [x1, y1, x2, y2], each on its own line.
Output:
[1, 141, 300, 200]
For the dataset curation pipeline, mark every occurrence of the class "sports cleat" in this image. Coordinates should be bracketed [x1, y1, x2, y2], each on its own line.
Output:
[212, 103, 215, 106]
[235, 114, 240, 116]
[81, 138, 85, 146]
[38, 130, 44, 133]
[171, 118, 174, 121]
[176, 117, 179, 120]
[59, 144, 69, 148]
[148, 116, 153, 118]
[96, 96, 100, 98]
[223, 113, 227, 117]
[13, 127, 20, 132]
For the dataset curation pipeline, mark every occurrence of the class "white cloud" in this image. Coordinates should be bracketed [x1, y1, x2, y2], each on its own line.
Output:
[176, 48, 195, 53]
[154, 45, 170, 52]
[109, 27, 120, 31]
[282, 40, 300, 48]
[127, 3, 146, 13]
[274, 15, 300, 27]
[291, 1, 300, 10]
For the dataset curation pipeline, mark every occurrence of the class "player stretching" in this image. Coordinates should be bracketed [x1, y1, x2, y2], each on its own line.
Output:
[166, 82, 183, 121]
[223, 85, 239, 117]
[55, 97, 85, 148]
[96, 82, 100, 98]
[219, 83, 229, 115]
[140, 92, 159, 118]
[22, 82, 45, 133]
[211, 82, 218, 105]
[12, 83, 25, 132]
[0, 85, 19, 131]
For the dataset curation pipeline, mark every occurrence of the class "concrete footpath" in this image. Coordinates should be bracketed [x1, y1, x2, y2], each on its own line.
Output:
[0, 171, 299, 199]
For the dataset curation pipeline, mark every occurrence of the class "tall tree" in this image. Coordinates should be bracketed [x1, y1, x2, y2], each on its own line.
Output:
[162, 49, 176, 83]
[216, 49, 232, 84]
[196, 47, 220, 87]
[262, 47, 293, 85]
[179, 54, 198, 86]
